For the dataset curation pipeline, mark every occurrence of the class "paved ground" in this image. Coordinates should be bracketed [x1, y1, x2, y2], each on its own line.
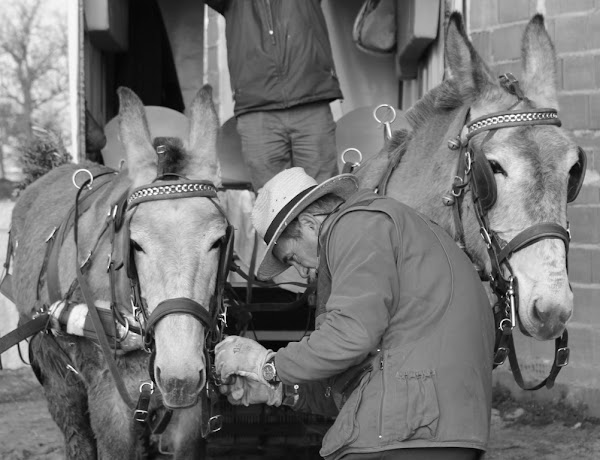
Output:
[1, 367, 599, 459]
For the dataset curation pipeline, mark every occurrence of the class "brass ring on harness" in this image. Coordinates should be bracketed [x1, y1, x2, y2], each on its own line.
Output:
[72, 169, 94, 190]
[341, 148, 363, 168]
[373, 104, 397, 124]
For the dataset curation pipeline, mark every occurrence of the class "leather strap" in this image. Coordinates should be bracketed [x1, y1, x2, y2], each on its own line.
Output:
[73, 184, 134, 409]
[497, 222, 570, 264]
[0, 314, 50, 354]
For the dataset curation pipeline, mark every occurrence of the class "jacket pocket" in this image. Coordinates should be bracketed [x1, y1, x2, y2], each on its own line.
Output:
[381, 368, 440, 442]
[403, 369, 440, 440]
[320, 370, 371, 458]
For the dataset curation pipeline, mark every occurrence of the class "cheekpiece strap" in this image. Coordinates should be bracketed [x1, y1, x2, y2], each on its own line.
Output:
[466, 108, 561, 140]
[127, 180, 218, 208]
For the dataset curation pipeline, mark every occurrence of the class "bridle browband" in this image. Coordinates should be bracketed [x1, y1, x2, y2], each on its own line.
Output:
[444, 73, 585, 390]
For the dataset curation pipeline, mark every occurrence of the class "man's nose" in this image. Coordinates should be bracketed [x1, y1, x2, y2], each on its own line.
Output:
[294, 264, 310, 278]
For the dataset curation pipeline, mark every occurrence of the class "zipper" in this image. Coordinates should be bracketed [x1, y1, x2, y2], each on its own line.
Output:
[265, 0, 275, 45]
[378, 352, 385, 440]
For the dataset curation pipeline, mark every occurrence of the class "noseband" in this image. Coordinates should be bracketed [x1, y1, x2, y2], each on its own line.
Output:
[445, 73, 586, 390]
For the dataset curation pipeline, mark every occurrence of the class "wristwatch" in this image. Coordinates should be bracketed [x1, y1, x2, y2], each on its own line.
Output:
[262, 357, 279, 384]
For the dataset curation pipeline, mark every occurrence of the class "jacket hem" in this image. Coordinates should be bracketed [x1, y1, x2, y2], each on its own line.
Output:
[234, 93, 343, 117]
[326, 441, 487, 460]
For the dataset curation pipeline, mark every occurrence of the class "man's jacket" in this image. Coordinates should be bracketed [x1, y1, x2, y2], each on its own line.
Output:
[275, 190, 495, 459]
[205, 0, 343, 116]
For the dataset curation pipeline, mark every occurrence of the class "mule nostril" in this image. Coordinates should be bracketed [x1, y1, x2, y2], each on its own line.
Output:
[532, 300, 550, 324]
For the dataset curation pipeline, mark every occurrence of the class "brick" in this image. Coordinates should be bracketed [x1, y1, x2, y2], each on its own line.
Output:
[549, 0, 595, 14]
[497, 0, 535, 23]
[554, 15, 589, 53]
[572, 286, 600, 325]
[568, 206, 600, 243]
[595, 56, 600, 89]
[592, 248, 600, 283]
[590, 95, 600, 130]
[471, 31, 491, 62]
[491, 23, 526, 61]
[592, 11, 600, 49]
[568, 247, 592, 283]
[556, 56, 564, 91]
[470, 0, 497, 31]
[562, 56, 596, 90]
[572, 185, 600, 205]
[558, 94, 590, 129]
[563, 323, 600, 368]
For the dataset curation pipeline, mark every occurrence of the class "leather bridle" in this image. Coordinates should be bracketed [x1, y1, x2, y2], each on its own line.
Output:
[73, 171, 233, 440]
[444, 73, 586, 390]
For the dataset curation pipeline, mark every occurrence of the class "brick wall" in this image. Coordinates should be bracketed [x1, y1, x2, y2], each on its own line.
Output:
[469, 0, 600, 415]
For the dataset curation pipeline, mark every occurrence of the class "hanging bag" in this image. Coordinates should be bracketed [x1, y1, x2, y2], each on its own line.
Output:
[352, 0, 397, 56]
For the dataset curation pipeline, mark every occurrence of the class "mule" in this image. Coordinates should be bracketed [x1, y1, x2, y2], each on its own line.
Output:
[354, 14, 585, 345]
[10, 86, 226, 458]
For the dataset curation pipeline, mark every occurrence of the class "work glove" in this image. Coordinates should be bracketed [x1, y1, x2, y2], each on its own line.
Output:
[215, 335, 276, 385]
[219, 375, 282, 407]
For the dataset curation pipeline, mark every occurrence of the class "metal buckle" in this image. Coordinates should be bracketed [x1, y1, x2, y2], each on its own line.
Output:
[494, 347, 509, 366]
[556, 347, 570, 367]
[134, 409, 149, 423]
[208, 415, 223, 434]
[451, 176, 464, 197]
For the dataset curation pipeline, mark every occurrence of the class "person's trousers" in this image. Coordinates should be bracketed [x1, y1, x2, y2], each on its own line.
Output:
[235, 101, 339, 190]
[340, 447, 482, 460]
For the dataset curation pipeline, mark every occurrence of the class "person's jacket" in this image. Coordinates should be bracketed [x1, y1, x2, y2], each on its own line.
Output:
[274, 190, 495, 459]
[205, 0, 343, 116]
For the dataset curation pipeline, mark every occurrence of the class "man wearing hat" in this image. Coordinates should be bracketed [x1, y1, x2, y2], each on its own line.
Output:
[216, 167, 494, 460]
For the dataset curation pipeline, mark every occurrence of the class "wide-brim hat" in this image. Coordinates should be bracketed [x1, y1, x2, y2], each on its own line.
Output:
[252, 167, 359, 280]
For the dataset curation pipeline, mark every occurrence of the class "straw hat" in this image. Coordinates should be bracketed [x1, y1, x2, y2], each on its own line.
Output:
[252, 167, 359, 280]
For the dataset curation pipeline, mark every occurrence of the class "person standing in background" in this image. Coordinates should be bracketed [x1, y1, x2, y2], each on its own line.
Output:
[205, 0, 343, 190]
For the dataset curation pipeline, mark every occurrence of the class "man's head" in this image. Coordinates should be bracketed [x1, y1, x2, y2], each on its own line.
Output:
[251, 167, 358, 280]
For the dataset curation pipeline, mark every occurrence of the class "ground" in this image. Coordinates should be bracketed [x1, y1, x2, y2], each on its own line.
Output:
[1, 367, 599, 460]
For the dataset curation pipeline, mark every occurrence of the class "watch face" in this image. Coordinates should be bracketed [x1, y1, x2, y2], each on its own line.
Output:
[262, 363, 276, 382]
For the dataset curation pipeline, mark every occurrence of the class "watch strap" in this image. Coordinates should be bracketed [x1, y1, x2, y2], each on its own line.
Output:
[282, 383, 300, 407]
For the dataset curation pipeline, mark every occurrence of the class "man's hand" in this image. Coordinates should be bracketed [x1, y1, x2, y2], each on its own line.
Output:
[215, 335, 275, 384]
[219, 376, 282, 407]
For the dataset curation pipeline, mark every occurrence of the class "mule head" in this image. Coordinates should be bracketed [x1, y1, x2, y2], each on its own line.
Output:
[443, 14, 581, 340]
[118, 86, 227, 407]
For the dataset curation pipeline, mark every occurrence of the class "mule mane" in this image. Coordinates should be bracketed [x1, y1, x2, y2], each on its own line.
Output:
[405, 80, 466, 131]
[153, 136, 188, 175]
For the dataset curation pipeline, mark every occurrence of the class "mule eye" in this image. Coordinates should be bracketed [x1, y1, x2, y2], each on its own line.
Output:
[489, 160, 506, 176]
[210, 237, 224, 251]
[131, 240, 144, 253]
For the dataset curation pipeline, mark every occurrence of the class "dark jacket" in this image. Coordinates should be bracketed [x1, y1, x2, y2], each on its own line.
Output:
[205, 0, 343, 116]
[275, 190, 495, 459]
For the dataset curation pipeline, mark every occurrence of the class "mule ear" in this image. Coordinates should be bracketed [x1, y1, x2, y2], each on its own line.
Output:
[444, 12, 495, 98]
[185, 85, 221, 185]
[117, 87, 157, 186]
[521, 15, 558, 108]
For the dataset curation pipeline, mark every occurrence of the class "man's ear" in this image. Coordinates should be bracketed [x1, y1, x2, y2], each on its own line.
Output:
[297, 213, 319, 233]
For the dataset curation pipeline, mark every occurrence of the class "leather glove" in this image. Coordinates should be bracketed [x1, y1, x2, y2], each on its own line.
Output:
[215, 335, 276, 385]
[219, 376, 283, 407]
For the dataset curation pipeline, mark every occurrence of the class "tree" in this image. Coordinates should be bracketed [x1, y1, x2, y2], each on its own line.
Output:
[0, 0, 69, 179]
